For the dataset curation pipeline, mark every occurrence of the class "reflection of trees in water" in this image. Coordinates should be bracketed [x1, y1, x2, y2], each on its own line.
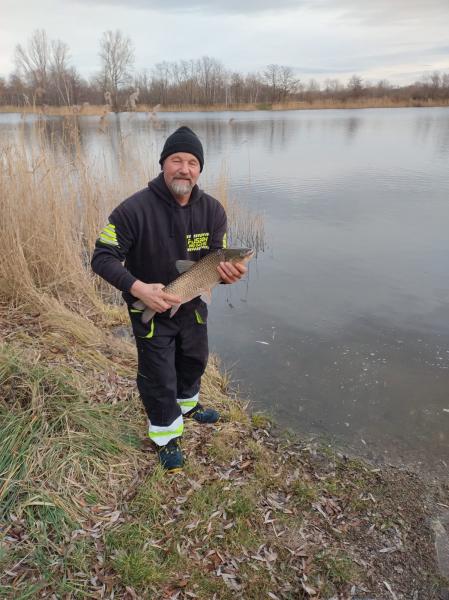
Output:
[14, 112, 366, 169]
[414, 115, 435, 145]
[197, 114, 363, 153]
[138, 117, 297, 155]
[414, 112, 449, 156]
[437, 119, 449, 155]
[344, 117, 361, 141]
[16, 116, 85, 164]
[11, 110, 449, 181]
[200, 118, 296, 155]
[308, 115, 362, 143]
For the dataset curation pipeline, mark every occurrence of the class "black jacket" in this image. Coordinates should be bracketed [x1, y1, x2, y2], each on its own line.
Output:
[91, 173, 227, 307]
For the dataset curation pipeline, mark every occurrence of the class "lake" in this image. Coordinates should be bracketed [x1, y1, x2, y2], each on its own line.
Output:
[2, 107, 449, 473]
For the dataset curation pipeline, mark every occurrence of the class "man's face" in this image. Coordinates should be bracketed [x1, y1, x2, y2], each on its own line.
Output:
[163, 152, 201, 199]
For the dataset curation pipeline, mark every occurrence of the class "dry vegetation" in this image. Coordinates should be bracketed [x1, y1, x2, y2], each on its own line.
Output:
[0, 127, 448, 599]
[1, 96, 449, 117]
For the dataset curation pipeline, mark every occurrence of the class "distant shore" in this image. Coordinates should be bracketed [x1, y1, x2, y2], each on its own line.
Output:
[1, 97, 449, 117]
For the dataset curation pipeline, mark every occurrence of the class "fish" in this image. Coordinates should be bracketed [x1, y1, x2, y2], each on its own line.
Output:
[133, 247, 254, 323]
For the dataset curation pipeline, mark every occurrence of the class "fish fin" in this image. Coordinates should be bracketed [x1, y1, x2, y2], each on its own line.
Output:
[170, 304, 181, 318]
[142, 308, 156, 323]
[200, 289, 212, 305]
[133, 300, 146, 310]
[175, 259, 196, 274]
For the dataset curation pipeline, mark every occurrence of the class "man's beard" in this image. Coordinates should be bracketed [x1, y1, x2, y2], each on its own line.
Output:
[169, 178, 194, 197]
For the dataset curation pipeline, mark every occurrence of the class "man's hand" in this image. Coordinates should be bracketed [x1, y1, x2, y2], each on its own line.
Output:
[130, 281, 182, 313]
[217, 261, 247, 284]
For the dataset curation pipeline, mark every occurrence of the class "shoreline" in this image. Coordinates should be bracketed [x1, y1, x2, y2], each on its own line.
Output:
[1, 98, 449, 117]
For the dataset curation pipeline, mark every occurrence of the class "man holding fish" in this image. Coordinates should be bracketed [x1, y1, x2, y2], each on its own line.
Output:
[91, 126, 253, 473]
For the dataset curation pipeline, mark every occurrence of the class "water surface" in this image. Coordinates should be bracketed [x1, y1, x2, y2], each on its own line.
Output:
[2, 107, 449, 473]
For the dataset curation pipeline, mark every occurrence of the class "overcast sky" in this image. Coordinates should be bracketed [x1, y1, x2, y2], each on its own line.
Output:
[1, 0, 448, 85]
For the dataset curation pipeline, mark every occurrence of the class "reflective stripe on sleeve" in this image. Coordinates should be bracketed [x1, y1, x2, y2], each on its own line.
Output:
[99, 223, 119, 246]
[99, 234, 119, 246]
[194, 310, 205, 324]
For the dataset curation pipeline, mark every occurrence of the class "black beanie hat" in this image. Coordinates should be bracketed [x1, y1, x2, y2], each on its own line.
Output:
[159, 126, 204, 172]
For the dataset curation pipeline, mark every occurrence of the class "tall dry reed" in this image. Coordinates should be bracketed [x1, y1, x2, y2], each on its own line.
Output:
[0, 121, 264, 319]
[0, 121, 150, 316]
[212, 168, 265, 255]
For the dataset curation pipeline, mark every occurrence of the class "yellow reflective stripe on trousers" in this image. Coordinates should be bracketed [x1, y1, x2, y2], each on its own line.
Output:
[177, 393, 199, 414]
[222, 232, 227, 249]
[178, 400, 197, 409]
[139, 318, 155, 339]
[149, 424, 184, 438]
[148, 415, 184, 446]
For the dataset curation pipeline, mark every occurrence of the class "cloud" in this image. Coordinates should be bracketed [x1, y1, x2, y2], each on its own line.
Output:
[1, 0, 448, 84]
[316, 0, 449, 25]
[71, 0, 449, 20]
[72, 0, 307, 14]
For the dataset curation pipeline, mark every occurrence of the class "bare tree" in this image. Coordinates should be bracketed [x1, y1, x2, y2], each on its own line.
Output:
[264, 64, 279, 102]
[6, 40, 449, 109]
[264, 64, 298, 102]
[324, 78, 343, 98]
[15, 29, 50, 104]
[197, 56, 224, 104]
[430, 71, 441, 90]
[151, 62, 171, 105]
[347, 74, 364, 97]
[278, 66, 299, 101]
[99, 30, 134, 110]
[14, 30, 79, 106]
[50, 40, 73, 105]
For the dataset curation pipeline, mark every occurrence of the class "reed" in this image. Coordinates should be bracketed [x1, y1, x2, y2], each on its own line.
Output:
[0, 124, 264, 321]
[0, 125, 152, 313]
[1, 97, 449, 116]
[212, 170, 265, 254]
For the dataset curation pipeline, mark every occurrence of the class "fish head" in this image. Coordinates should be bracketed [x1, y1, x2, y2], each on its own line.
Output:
[222, 248, 255, 265]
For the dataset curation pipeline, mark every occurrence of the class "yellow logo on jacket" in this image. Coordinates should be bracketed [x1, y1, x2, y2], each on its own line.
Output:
[186, 232, 210, 251]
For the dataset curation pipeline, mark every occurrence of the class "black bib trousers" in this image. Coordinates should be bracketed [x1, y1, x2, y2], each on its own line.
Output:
[128, 302, 209, 446]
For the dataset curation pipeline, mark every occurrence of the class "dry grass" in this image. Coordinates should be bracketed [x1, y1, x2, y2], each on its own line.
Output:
[0, 104, 112, 116]
[212, 168, 265, 255]
[2, 97, 449, 116]
[0, 125, 155, 314]
[2, 331, 446, 599]
[155, 98, 449, 112]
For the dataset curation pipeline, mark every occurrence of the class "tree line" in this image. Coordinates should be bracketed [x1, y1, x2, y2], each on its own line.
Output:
[1, 29, 449, 110]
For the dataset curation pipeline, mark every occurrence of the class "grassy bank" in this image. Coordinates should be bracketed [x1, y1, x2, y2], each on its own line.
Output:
[1, 97, 449, 116]
[0, 132, 448, 598]
[1, 324, 448, 599]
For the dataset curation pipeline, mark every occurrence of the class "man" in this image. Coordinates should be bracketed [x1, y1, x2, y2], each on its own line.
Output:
[91, 126, 246, 473]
